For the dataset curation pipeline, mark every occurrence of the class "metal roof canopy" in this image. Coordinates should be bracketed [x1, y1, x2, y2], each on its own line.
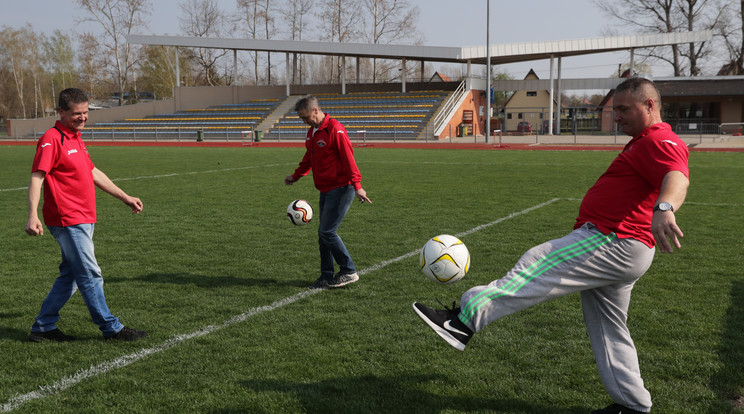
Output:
[126, 30, 712, 138]
[127, 30, 711, 65]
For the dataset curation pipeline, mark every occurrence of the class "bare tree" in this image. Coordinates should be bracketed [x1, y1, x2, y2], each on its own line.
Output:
[362, 0, 422, 82]
[77, 0, 151, 106]
[179, 0, 230, 86]
[281, 0, 314, 84]
[716, 0, 744, 75]
[261, 0, 277, 85]
[42, 30, 77, 106]
[317, 0, 361, 82]
[235, 0, 277, 85]
[77, 33, 108, 100]
[594, 0, 726, 76]
[677, 0, 730, 76]
[0, 25, 43, 118]
[236, 0, 262, 84]
[138, 45, 187, 98]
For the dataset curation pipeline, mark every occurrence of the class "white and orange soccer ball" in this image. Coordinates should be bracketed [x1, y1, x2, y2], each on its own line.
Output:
[287, 199, 313, 226]
[420, 234, 470, 284]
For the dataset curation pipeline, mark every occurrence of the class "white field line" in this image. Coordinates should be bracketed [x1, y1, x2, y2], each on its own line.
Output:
[0, 163, 295, 192]
[0, 198, 561, 413]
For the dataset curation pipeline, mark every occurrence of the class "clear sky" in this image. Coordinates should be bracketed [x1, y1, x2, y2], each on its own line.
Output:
[3, 0, 677, 92]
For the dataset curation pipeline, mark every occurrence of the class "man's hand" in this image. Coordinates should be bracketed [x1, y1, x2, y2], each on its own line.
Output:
[651, 211, 683, 253]
[284, 175, 296, 186]
[356, 188, 372, 204]
[25, 217, 44, 236]
[125, 196, 144, 214]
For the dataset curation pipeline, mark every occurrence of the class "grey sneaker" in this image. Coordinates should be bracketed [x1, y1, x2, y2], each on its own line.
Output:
[327, 272, 359, 288]
[104, 326, 148, 341]
[412, 302, 473, 351]
[28, 328, 76, 342]
[308, 276, 332, 289]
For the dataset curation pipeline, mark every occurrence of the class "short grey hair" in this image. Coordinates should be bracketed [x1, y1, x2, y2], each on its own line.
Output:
[294, 95, 320, 113]
[615, 77, 662, 108]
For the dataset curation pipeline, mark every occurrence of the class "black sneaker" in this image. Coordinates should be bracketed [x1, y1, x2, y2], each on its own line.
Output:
[327, 272, 359, 288]
[104, 326, 148, 341]
[308, 276, 332, 289]
[28, 328, 76, 342]
[412, 302, 473, 351]
[591, 403, 645, 414]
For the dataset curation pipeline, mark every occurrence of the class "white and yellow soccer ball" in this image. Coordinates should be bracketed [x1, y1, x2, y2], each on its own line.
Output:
[420, 234, 470, 284]
[287, 199, 313, 226]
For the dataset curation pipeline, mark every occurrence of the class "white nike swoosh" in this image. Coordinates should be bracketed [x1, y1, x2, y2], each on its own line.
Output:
[41, 143, 51, 148]
[661, 140, 678, 146]
[443, 320, 469, 336]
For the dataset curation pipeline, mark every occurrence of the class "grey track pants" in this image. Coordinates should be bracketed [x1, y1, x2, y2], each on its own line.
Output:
[458, 223, 655, 412]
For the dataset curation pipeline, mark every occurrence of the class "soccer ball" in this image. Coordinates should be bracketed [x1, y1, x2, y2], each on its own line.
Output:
[287, 199, 313, 226]
[420, 235, 470, 284]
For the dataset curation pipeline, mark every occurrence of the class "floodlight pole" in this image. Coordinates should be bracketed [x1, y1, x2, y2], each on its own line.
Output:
[485, 0, 491, 143]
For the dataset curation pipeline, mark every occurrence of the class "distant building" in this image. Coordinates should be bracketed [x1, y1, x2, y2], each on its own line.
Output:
[600, 75, 744, 134]
[429, 72, 451, 82]
[502, 69, 558, 132]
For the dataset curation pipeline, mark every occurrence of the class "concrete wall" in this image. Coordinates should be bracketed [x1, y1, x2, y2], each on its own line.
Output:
[7, 99, 176, 139]
[721, 98, 743, 125]
[173, 85, 287, 110]
[437, 89, 488, 139]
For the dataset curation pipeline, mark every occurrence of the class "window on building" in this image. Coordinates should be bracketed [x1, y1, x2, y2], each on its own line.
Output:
[518, 113, 523, 119]
[526, 91, 537, 97]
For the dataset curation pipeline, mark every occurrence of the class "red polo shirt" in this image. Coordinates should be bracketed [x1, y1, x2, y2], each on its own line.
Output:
[575, 123, 689, 248]
[31, 121, 97, 227]
[291, 113, 363, 193]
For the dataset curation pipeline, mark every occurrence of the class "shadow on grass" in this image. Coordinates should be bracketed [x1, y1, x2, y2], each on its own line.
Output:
[106, 272, 310, 288]
[213, 374, 590, 414]
[0, 326, 29, 341]
[709, 279, 744, 414]
[0, 312, 29, 341]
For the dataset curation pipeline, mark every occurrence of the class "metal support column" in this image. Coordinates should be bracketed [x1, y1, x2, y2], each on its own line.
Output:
[286, 52, 291, 96]
[341, 55, 346, 95]
[485, 0, 491, 143]
[548, 55, 555, 135]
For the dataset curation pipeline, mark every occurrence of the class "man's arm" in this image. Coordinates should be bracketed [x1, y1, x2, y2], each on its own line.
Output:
[651, 170, 689, 253]
[26, 171, 46, 236]
[91, 167, 143, 214]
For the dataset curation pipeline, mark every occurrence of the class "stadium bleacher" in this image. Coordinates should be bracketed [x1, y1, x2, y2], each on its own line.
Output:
[81, 99, 281, 141]
[265, 91, 450, 140]
[79, 91, 452, 141]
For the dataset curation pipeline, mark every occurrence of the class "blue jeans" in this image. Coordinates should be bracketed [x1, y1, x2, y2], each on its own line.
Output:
[318, 185, 356, 278]
[32, 224, 123, 336]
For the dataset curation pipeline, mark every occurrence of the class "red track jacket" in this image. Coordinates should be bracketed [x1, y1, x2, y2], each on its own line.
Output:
[291, 114, 363, 193]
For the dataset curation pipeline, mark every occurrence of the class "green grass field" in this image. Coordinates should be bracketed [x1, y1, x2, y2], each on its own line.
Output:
[0, 145, 742, 413]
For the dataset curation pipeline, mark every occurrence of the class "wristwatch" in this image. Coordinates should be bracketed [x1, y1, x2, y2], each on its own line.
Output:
[653, 202, 674, 213]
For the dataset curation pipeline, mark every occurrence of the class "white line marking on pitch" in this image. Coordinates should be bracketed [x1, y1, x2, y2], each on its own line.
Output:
[0, 197, 557, 412]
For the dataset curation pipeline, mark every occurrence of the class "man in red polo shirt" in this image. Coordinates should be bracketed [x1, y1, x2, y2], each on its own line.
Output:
[413, 78, 689, 414]
[285, 95, 372, 289]
[26, 88, 147, 342]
